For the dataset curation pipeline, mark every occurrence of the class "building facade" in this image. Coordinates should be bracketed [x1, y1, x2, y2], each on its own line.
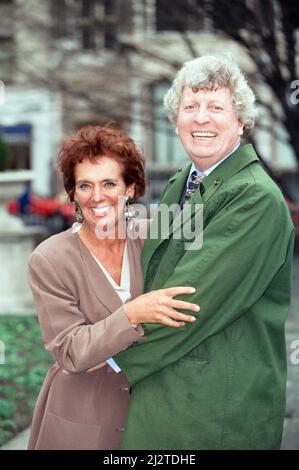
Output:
[0, 0, 297, 200]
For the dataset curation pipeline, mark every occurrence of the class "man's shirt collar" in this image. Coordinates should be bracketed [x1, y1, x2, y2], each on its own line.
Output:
[187, 142, 241, 184]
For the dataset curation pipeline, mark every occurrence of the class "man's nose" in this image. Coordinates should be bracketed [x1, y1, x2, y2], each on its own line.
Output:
[193, 107, 210, 124]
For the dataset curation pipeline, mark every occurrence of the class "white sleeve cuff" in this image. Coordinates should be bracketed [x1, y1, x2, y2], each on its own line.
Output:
[106, 357, 122, 373]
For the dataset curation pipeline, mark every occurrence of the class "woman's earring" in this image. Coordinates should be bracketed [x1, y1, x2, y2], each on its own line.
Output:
[124, 196, 136, 223]
[75, 200, 84, 223]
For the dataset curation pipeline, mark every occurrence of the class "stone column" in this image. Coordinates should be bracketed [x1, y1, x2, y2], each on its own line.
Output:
[0, 170, 44, 315]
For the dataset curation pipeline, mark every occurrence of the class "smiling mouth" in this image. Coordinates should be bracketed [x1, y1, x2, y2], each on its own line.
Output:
[191, 131, 216, 140]
[91, 206, 113, 216]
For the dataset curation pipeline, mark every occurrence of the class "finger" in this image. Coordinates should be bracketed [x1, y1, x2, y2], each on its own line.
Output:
[169, 300, 200, 313]
[165, 308, 197, 323]
[158, 316, 186, 328]
[163, 286, 196, 297]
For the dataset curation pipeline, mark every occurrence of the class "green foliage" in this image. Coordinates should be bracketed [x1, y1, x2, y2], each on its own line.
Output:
[0, 315, 52, 446]
[0, 136, 13, 171]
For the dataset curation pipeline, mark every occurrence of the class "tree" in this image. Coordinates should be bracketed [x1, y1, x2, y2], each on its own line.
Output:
[211, 0, 299, 162]
[118, 0, 299, 197]
[3, 1, 299, 181]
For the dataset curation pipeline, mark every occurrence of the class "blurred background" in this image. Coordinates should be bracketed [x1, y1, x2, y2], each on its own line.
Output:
[0, 0, 298, 450]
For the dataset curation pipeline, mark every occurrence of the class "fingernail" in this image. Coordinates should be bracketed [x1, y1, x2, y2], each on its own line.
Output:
[190, 316, 196, 322]
[194, 305, 200, 311]
[190, 287, 196, 293]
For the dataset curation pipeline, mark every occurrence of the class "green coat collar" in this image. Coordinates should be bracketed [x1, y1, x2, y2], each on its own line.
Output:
[143, 144, 260, 273]
[168, 143, 259, 204]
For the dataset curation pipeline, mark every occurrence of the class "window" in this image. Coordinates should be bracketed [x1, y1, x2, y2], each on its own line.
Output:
[50, 0, 68, 38]
[212, 0, 249, 34]
[0, 124, 32, 170]
[103, 0, 118, 49]
[76, 0, 119, 50]
[51, 0, 119, 50]
[152, 82, 187, 167]
[156, 0, 211, 32]
[0, 0, 14, 34]
[0, 0, 14, 83]
[79, 0, 96, 49]
[0, 37, 14, 83]
[156, 0, 188, 31]
[71, 0, 119, 50]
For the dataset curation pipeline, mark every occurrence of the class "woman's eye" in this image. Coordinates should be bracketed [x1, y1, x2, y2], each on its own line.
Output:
[185, 105, 196, 110]
[212, 106, 223, 111]
[79, 183, 92, 190]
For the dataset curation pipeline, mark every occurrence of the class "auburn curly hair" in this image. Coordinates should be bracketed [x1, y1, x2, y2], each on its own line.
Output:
[58, 126, 146, 202]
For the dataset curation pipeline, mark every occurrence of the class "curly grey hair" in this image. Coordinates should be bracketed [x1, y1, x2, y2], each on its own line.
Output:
[164, 55, 257, 134]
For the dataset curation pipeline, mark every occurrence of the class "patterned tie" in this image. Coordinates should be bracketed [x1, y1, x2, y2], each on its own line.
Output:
[181, 171, 205, 205]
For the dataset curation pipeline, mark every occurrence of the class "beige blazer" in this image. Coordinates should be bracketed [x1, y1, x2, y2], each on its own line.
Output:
[27, 228, 145, 450]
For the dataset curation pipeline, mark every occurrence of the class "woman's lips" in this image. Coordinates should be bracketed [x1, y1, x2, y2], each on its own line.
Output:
[91, 205, 113, 216]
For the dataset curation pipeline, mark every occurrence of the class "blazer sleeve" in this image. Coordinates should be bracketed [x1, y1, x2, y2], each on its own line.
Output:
[28, 251, 144, 374]
[114, 183, 295, 385]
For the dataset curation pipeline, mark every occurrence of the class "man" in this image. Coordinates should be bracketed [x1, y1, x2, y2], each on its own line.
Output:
[114, 55, 295, 449]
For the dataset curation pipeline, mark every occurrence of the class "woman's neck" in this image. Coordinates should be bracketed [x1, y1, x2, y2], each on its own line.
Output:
[78, 222, 126, 252]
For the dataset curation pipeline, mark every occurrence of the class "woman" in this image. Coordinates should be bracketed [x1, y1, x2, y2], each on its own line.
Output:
[27, 125, 199, 450]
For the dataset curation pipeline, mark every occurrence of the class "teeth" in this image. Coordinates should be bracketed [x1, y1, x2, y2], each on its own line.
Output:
[92, 206, 112, 215]
[192, 132, 216, 137]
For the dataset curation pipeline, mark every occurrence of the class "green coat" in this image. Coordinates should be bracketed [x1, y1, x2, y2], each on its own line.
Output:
[115, 144, 294, 450]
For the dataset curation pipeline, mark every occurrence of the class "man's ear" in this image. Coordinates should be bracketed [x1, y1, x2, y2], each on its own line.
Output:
[238, 121, 244, 136]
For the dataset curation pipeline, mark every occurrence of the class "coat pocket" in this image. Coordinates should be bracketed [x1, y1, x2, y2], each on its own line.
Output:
[178, 341, 210, 365]
[36, 412, 102, 450]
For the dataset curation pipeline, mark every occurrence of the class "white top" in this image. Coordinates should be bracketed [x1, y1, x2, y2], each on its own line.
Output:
[91, 243, 131, 305]
[72, 222, 131, 303]
[91, 246, 132, 375]
[72, 223, 132, 373]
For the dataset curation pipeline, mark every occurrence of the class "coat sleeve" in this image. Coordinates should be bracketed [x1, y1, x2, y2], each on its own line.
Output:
[114, 183, 294, 385]
[28, 251, 144, 374]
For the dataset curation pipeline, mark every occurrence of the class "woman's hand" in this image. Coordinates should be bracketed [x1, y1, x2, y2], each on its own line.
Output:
[124, 287, 200, 328]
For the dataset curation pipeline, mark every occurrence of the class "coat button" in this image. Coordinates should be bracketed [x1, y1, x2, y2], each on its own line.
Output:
[214, 178, 221, 186]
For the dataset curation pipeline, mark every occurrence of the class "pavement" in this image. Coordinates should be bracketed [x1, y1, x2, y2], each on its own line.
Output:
[0, 427, 30, 450]
[1, 256, 299, 451]
[281, 253, 299, 449]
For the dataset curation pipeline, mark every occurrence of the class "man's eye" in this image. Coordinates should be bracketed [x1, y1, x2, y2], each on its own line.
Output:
[212, 106, 223, 111]
[105, 182, 116, 188]
[185, 105, 195, 110]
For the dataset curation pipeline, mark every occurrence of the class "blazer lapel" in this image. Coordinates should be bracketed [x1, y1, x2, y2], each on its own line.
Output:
[126, 236, 143, 300]
[76, 234, 123, 313]
[142, 164, 191, 275]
